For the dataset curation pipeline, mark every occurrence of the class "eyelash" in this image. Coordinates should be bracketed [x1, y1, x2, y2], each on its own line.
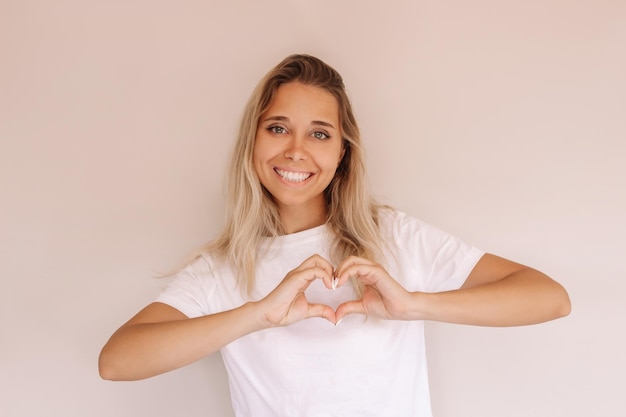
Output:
[312, 131, 330, 140]
[266, 125, 330, 140]
[268, 125, 287, 134]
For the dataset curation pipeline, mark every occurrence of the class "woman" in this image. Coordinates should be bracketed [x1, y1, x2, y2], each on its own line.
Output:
[99, 54, 570, 416]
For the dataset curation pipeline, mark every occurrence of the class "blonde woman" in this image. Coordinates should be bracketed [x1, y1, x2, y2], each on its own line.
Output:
[99, 54, 570, 416]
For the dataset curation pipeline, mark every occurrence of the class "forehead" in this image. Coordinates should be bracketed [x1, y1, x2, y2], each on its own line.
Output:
[264, 82, 339, 123]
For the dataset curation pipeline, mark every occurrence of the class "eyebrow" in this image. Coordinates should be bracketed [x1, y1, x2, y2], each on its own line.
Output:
[261, 115, 336, 130]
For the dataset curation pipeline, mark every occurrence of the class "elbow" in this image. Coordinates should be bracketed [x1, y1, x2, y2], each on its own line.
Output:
[558, 290, 572, 318]
[99, 366, 116, 382]
[551, 282, 572, 320]
[98, 346, 126, 381]
[98, 349, 116, 381]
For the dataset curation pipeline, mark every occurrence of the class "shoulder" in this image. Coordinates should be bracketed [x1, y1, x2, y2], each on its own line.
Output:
[376, 207, 472, 259]
[177, 252, 218, 277]
[168, 250, 234, 291]
[376, 207, 434, 241]
[156, 251, 238, 317]
[375, 208, 484, 291]
[377, 206, 409, 227]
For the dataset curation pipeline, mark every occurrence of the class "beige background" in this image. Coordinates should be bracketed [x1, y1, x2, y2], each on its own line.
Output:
[1, 0, 624, 416]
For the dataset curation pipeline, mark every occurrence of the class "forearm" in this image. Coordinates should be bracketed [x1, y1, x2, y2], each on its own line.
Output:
[411, 268, 571, 326]
[99, 302, 263, 381]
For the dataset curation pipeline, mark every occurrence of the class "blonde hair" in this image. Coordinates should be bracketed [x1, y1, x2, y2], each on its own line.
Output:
[203, 54, 384, 294]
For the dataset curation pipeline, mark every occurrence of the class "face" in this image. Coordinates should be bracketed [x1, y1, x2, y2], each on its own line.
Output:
[253, 82, 344, 219]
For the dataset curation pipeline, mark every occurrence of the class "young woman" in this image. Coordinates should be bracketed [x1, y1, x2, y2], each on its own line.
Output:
[99, 54, 571, 416]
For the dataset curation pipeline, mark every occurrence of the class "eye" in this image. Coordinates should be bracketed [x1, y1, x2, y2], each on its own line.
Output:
[312, 131, 330, 140]
[268, 125, 287, 134]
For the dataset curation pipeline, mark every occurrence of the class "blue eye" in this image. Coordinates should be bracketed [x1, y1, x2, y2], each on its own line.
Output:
[268, 125, 287, 134]
[312, 131, 330, 140]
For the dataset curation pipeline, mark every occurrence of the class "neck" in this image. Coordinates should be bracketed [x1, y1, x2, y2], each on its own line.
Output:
[279, 202, 327, 234]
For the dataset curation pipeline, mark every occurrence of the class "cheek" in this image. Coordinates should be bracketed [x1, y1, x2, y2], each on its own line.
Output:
[252, 142, 277, 186]
[252, 139, 266, 167]
[252, 135, 275, 162]
[324, 147, 345, 170]
[252, 155, 265, 183]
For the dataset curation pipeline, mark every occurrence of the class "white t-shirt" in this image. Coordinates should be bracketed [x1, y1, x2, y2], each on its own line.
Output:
[156, 209, 484, 417]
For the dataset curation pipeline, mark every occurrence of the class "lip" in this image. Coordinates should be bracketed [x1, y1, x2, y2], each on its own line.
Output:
[273, 167, 314, 184]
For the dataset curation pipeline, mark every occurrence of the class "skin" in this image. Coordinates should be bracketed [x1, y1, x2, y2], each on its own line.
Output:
[253, 82, 345, 233]
[99, 82, 571, 382]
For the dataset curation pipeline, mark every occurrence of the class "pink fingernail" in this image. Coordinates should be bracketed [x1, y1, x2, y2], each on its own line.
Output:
[332, 277, 338, 290]
[335, 318, 343, 327]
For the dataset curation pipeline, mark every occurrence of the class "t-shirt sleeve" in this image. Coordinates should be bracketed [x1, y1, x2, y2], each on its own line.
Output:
[386, 210, 485, 293]
[154, 256, 217, 318]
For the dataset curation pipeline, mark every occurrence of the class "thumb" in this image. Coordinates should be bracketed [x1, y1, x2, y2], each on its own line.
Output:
[305, 303, 336, 323]
[335, 300, 366, 322]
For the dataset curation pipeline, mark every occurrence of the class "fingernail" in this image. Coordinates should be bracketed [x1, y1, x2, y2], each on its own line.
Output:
[335, 318, 343, 327]
[332, 277, 338, 290]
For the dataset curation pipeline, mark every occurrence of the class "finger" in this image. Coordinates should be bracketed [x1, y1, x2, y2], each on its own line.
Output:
[335, 300, 366, 322]
[284, 266, 334, 293]
[335, 263, 379, 288]
[300, 264, 334, 289]
[305, 253, 334, 269]
[297, 254, 334, 277]
[305, 302, 337, 324]
[334, 257, 376, 284]
[335, 256, 373, 274]
[303, 256, 336, 290]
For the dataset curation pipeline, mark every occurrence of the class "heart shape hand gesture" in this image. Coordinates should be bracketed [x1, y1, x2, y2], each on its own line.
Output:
[258, 254, 416, 327]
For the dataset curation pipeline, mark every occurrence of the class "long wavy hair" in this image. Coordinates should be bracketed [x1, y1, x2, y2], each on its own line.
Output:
[204, 54, 384, 295]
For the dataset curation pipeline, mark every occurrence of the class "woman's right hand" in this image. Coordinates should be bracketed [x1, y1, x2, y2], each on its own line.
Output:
[257, 254, 337, 327]
[99, 254, 337, 381]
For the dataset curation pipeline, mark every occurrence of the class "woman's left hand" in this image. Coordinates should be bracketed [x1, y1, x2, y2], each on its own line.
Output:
[334, 253, 571, 326]
[333, 256, 414, 322]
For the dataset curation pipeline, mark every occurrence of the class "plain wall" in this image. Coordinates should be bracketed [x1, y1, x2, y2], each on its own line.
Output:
[1, 1, 624, 416]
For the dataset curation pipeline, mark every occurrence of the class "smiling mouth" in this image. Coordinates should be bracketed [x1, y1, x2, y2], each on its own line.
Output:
[274, 168, 313, 183]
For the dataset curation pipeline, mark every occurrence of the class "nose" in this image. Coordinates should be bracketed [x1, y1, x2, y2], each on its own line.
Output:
[284, 135, 307, 161]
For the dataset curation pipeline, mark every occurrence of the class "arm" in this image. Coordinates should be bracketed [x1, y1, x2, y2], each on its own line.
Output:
[334, 253, 571, 326]
[98, 301, 264, 381]
[412, 253, 571, 326]
[99, 254, 336, 381]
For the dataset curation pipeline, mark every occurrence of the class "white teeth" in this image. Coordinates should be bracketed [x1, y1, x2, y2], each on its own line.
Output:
[275, 168, 312, 183]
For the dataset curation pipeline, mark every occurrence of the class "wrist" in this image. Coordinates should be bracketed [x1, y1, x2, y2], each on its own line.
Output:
[405, 291, 434, 321]
[242, 300, 274, 331]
